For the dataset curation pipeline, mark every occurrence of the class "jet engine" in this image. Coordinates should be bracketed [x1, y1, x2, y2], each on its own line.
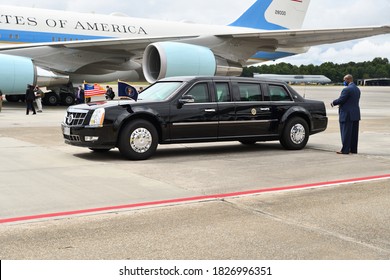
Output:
[142, 42, 243, 83]
[0, 54, 69, 94]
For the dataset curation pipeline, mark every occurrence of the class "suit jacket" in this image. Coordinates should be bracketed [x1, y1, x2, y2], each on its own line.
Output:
[25, 88, 36, 101]
[77, 88, 85, 100]
[332, 83, 361, 122]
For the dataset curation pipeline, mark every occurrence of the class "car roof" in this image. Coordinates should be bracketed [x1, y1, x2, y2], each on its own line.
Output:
[159, 76, 287, 85]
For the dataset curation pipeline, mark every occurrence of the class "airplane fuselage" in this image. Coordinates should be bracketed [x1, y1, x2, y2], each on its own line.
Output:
[0, 5, 249, 44]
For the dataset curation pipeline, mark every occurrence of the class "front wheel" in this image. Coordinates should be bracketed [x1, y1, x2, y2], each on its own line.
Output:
[118, 120, 158, 160]
[280, 117, 309, 150]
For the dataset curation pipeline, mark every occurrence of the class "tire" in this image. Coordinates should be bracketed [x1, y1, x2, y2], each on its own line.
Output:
[280, 117, 309, 150]
[61, 93, 75, 106]
[118, 120, 158, 160]
[43, 92, 59, 106]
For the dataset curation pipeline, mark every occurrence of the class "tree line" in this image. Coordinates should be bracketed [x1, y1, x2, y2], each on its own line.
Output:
[242, 57, 390, 83]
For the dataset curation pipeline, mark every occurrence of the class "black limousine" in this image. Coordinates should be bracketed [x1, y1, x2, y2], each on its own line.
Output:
[62, 76, 327, 160]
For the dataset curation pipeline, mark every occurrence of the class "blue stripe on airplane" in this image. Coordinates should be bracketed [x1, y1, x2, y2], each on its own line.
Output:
[0, 29, 110, 43]
[250, 51, 296, 61]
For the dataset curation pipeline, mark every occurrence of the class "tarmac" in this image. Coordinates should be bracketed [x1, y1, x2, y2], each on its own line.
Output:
[0, 86, 389, 260]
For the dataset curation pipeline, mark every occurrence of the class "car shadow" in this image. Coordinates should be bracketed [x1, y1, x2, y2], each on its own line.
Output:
[73, 141, 285, 162]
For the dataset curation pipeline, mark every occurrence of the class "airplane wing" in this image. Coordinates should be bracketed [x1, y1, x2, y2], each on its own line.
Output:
[0, 36, 197, 73]
[0, 26, 388, 74]
[223, 25, 390, 50]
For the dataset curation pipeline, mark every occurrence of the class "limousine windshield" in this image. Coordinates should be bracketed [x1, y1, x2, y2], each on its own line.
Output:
[138, 81, 183, 101]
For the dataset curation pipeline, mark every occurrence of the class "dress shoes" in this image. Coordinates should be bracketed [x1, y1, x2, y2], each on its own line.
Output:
[336, 151, 349, 155]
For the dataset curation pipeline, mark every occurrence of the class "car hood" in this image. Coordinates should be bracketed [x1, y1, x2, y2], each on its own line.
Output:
[69, 99, 136, 110]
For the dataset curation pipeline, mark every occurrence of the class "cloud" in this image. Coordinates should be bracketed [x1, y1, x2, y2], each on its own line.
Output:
[275, 38, 390, 66]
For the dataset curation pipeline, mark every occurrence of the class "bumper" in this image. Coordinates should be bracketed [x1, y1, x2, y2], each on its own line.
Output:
[61, 124, 117, 149]
[311, 116, 328, 135]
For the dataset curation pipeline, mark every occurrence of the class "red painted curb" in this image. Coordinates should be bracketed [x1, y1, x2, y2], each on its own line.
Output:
[1, 174, 390, 224]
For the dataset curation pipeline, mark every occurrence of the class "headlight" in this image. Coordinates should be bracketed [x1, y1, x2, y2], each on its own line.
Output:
[89, 108, 105, 127]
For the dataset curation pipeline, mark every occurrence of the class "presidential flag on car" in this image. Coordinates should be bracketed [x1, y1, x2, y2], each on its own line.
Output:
[118, 80, 138, 101]
[84, 83, 106, 97]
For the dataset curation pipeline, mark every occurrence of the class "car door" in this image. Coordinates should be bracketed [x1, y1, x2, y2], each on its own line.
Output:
[169, 82, 218, 141]
[230, 82, 273, 137]
[262, 83, 295, 134]
[213, 81, 237, 139]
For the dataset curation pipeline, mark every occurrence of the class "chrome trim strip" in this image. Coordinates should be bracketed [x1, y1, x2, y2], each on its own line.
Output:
[172, 120, 277, 126]
[68, 108, 89, 114]
[172, 122, 219, 126]
[224, 120, 274, 124]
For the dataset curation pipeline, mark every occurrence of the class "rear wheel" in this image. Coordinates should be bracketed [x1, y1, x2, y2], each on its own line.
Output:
[61, 93, 75, 106]
[43, 92, 59, 106]
[118, 120, 158, 160]
[280, 117, 309, 150]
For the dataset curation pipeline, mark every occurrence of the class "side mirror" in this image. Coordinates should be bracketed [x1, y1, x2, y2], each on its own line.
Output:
[178, 95, 195, 104]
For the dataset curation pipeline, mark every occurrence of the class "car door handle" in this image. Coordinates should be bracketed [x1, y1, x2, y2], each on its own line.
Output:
[204, 109, 216, 112]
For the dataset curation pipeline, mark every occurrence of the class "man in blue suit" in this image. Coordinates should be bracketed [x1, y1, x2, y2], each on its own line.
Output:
[331, 74, 361, 154]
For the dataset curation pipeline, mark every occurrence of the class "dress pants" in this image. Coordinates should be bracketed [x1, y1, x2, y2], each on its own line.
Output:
[26, 100, 36, 115]
[340, 120, 359, 154]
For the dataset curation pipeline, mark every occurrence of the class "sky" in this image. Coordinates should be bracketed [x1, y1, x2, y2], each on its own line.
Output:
[2, 0, 390, 66]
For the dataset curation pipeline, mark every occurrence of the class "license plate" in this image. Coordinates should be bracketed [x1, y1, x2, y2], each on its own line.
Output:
[64, 126, 70, 136]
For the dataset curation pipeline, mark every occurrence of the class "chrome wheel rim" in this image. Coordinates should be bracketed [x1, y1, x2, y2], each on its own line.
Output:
[130, 128, 152, 153]
[290, 124, 306, 144]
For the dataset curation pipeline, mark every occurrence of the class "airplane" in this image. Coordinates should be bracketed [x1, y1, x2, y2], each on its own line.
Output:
[254, 74, 332, 84]
[0, 0, 389, 105]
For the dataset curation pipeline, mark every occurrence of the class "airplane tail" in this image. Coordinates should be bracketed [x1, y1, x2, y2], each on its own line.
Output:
[229, 0, 311, 30]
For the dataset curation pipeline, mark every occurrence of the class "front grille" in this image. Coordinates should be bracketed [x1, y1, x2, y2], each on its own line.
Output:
[65, 110, 89, 126]
[64, 134, 81, 142]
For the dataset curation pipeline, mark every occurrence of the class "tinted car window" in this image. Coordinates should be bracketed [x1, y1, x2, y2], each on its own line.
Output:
[215, 83, 231, 102]
[139, 81, 183, 101]
[238, 83, 262, 101]
[185, 83, 209, 103]
[268, 85, 292, 102]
